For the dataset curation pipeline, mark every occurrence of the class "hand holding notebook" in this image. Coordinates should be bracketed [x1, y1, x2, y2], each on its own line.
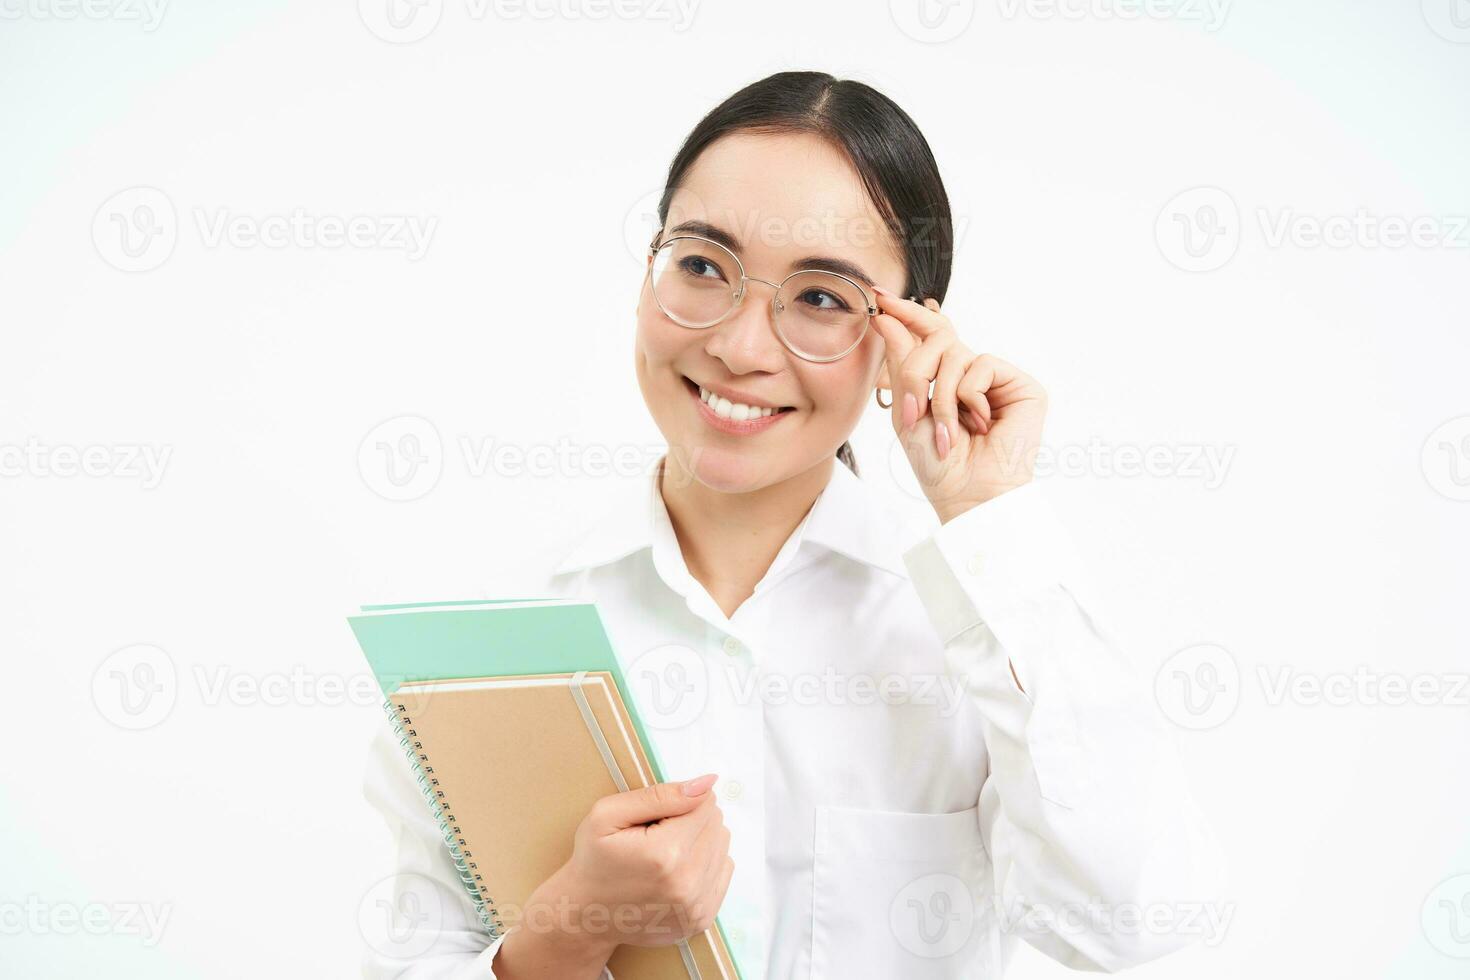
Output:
[501, 773, 734, 972]
[349, 599, 742, 979]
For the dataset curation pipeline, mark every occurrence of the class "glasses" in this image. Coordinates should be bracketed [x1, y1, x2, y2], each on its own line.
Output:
[646, 233, 880, 363]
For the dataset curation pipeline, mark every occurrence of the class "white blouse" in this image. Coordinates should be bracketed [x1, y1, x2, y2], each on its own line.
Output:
[362, 456, 1225, 979]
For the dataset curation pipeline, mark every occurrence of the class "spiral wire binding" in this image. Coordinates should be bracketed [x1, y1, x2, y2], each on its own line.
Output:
[384, 696, 506, 937]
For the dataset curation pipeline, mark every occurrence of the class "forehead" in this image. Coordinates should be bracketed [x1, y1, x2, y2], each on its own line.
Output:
[667, 130, 904, 276]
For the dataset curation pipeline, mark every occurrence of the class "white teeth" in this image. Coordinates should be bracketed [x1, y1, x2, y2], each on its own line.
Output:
[698, 385, 781, 421]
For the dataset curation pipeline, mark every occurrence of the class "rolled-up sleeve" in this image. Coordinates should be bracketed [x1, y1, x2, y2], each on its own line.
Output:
[902, 481, 1228, 971]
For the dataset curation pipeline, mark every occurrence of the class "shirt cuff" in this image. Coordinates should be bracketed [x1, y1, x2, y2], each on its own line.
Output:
[901, 481, 1083, 646]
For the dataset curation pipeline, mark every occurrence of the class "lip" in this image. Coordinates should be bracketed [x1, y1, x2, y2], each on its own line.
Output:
[689, 377, 789, 411]
[683, 377, 793, 435]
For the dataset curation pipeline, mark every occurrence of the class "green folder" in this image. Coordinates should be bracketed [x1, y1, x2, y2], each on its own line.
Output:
[350, 597, 668, 782]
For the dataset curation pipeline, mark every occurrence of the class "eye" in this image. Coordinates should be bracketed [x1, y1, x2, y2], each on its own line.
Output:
[677, 253, 730, 284]
[795, 287, 853, 313]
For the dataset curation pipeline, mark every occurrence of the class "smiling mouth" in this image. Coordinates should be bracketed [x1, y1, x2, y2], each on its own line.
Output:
[682, 376, 795, 421]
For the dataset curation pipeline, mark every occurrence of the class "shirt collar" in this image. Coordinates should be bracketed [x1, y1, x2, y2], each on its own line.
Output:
[550, 454, 911, 580]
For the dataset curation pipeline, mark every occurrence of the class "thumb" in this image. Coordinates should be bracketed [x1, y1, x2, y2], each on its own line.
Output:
[590, 774, 718, 832]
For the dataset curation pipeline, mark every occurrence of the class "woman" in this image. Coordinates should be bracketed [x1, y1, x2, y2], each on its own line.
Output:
[364, 70, 1224, 979]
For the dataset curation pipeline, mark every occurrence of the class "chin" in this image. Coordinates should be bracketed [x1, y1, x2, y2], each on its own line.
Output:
[666, 441, 776, 495]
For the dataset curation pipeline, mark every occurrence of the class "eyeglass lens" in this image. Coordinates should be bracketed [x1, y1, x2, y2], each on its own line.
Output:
[649, 238, 869, 361]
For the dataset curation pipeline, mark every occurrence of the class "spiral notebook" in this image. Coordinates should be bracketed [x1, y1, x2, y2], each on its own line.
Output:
[349, 599, 742, 980]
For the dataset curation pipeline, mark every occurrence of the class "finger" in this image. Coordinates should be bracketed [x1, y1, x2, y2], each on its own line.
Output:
[930, 345, 973, 457]
[959, 354, 1040, 425]
[957, 359, 994, 429]
[959, 355, 1036, 431]
[593, 775, 716, 833]
[696, 856, 737, 930]
[872, 285, 950, 339]
[975, 358, 1044, 416]
[659, 791, 722, 840]
[897, 331, 957, 430]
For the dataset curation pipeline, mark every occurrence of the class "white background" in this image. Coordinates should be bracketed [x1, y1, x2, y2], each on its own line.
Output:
[2, 0, 1468, 977]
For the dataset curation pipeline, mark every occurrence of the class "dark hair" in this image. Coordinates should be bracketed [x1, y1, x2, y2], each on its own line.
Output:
[655, 71, 954, 477]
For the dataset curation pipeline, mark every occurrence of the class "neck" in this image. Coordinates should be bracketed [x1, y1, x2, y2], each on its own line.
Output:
[658, 453, 835, 620]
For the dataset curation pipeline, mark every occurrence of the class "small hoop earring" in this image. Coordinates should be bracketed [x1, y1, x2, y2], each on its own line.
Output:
[875, 387, 892, 409]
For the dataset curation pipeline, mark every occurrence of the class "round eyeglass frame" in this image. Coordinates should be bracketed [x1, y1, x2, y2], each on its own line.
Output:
[646, 233, 880, 364]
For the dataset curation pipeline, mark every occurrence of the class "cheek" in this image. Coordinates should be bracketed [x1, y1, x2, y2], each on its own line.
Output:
[636, 286, 688, 364]
[834, 333, 886, 401]
[796, 351, 879, 421]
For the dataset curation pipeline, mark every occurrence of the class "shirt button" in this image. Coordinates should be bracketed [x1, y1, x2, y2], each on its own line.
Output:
[721, 635, 744, 657]
[967, 553, 984, 575]
[725, 780, 744, 800]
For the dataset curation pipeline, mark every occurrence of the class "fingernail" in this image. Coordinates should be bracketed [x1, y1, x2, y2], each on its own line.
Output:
[682, 774, 718, 797]
[936, 421, 950, 460]
[902, 393, 918, 431]
[872, 284, 891, 295]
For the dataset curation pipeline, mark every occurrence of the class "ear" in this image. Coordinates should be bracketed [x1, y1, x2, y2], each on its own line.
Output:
[875, 359, 891, 391]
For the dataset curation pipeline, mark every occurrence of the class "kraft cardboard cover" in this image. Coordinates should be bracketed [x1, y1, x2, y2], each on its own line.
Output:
[392, 672, 738, 979]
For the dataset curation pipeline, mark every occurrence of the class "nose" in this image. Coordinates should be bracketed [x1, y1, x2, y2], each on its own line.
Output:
[702, 277, 786, 374]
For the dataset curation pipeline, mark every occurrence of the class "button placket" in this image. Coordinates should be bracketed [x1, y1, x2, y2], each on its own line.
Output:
[701, 623, 765, 974]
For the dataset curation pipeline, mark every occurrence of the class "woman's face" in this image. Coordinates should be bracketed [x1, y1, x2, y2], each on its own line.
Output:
[635, 130, 908, 494]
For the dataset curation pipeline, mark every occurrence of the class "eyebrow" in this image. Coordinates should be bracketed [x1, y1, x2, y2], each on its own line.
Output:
[666, 219, 878, 287]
